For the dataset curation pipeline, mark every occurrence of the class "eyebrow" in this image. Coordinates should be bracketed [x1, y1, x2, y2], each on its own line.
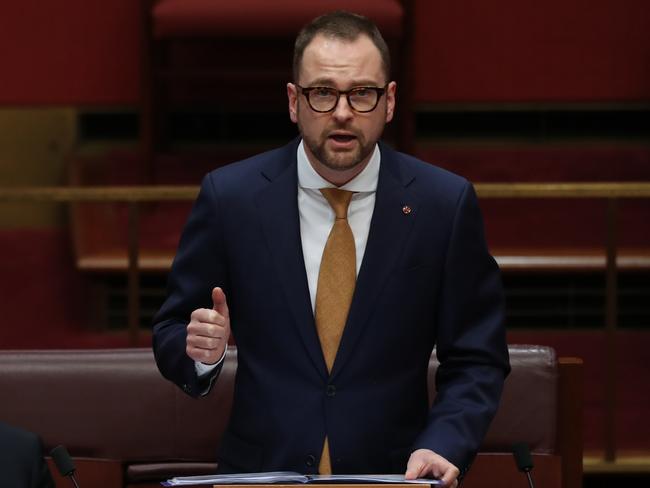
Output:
[306, 78, 385, 88]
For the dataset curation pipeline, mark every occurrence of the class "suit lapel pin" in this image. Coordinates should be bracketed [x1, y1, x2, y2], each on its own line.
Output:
[402, 205, 412, 215]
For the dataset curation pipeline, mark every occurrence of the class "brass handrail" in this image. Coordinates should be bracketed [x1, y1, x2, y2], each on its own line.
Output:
[476, 182, 650, 198]
[0, 185, 198, 202]
[2, 182, 650, 201]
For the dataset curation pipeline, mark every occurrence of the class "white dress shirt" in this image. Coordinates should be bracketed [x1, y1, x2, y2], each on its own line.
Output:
[297, 140, 379, 311]
[196, 140, 380, 376]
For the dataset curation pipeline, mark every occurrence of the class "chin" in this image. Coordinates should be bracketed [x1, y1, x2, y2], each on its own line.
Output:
[324, 153, 363, 172]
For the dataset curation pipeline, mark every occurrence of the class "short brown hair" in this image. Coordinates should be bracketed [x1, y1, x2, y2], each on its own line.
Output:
[293, 10, 391, 83]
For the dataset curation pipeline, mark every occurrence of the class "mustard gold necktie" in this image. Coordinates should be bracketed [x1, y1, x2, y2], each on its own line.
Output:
[315, 188, 356, 474]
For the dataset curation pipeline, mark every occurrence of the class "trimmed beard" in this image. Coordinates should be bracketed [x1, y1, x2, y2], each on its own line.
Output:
[296, 103, 384, 173]
[300, 127, 373, 172]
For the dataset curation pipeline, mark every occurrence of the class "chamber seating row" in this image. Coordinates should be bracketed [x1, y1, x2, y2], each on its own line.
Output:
[0, 345, 582, 488]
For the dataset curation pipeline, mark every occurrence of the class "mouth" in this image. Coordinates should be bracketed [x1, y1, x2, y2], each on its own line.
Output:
[327, 132, 358, 147]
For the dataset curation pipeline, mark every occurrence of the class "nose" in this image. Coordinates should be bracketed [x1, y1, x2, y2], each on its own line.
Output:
[332, 94, 354, 123]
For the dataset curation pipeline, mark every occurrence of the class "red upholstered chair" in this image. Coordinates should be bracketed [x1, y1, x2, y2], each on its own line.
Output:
[140, 0, 414, 180]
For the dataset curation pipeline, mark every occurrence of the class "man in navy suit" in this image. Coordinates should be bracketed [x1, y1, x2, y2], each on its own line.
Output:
[153, 11, 509, 487]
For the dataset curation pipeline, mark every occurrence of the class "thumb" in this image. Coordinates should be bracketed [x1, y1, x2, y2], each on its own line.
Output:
[212, 287, 229, 317]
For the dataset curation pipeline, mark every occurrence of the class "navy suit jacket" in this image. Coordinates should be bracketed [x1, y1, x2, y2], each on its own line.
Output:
[153, 138, 509, 476]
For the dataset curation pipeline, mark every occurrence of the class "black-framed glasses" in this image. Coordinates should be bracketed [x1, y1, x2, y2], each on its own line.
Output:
[297, 85, 387, 113]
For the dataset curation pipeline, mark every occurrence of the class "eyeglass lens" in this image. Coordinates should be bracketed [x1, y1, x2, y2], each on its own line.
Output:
[307, 87, 380, 112]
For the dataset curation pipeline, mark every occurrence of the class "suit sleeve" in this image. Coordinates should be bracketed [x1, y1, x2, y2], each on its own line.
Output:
[412, 182, 510, 476]
[152, 174, 228, 397]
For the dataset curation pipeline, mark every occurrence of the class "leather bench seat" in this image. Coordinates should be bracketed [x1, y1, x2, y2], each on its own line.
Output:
[0, 345, 581, 487]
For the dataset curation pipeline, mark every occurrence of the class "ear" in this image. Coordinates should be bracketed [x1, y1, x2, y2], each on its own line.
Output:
[287, 83, 299, 124]
[385, 81, 397, 123]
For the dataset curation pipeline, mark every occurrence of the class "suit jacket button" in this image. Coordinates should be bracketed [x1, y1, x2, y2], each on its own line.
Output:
[305, 454, 316, 467]
[326, 385, 336, 397]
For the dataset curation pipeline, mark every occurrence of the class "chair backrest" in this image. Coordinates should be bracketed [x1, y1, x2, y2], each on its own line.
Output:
[427, 345, 583, 488]
[139, 0, 416, 184]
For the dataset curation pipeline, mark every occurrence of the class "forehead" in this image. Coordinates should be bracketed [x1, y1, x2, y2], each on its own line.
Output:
[298, 34, 385, 86]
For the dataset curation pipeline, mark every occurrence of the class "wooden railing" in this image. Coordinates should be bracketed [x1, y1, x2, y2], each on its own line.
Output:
[2, 181, 650, 465]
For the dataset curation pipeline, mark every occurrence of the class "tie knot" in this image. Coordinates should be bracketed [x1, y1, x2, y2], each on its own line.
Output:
[320, 188, 353, 219]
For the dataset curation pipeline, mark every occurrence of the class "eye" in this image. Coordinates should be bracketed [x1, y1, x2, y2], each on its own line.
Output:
[352, 88, 371, 98]
[313, 87, 335, 98]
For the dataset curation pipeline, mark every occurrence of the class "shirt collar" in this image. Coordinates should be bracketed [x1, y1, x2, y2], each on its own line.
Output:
[297, 139, 380, 192]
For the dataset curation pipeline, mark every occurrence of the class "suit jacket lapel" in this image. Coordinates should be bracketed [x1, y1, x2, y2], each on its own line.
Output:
[255, 141, 328, 380]
[331, 144, 418, 380]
